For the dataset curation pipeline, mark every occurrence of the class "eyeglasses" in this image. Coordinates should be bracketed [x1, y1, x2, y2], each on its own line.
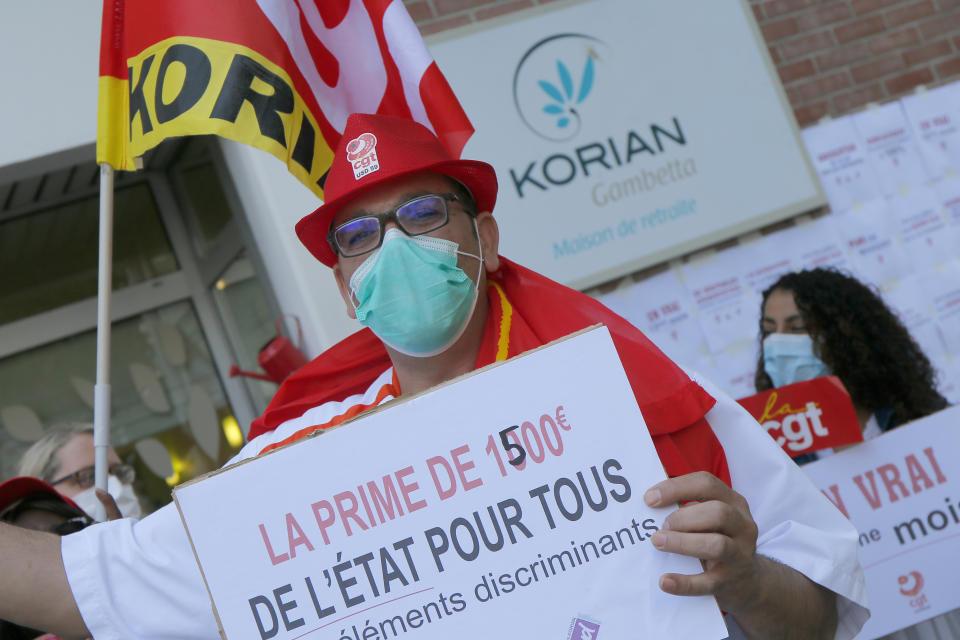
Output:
[50, 463, 136, 490]
[328, 193, 465, 258]
[50, 516, 94, 536]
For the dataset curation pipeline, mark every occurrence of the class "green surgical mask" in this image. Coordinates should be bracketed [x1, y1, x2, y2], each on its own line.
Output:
[349, 226, 482, 357]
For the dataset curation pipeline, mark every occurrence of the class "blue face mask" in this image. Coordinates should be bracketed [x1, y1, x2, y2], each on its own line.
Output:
[762, 333, 830, 388]
[348, 226, 482, 357]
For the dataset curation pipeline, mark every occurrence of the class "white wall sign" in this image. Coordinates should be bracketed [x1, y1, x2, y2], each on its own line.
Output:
[802, 115, 882, 213]
[426, 0, 823, 289]
[596, 269, 708, 369]
[852, 103, 930, 198]
[901, 83, 960, 179]
[832, 199, 909, 289]
[887, 184, 954, 271]
[802, 406, 960, 639]
[174, 328, 727, 640]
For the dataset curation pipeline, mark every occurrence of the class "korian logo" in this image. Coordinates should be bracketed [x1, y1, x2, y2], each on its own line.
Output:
[512, 34, 605, 141]
[506, 34, 689, 200]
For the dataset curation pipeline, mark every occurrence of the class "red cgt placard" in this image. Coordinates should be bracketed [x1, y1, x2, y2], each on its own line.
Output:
[736, 376, 863, 458]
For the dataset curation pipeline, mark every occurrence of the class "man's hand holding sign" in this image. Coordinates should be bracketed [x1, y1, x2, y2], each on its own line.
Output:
[647, 473, 838, 639]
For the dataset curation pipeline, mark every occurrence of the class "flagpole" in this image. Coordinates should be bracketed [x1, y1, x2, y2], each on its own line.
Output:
[93, 162, 115, 521]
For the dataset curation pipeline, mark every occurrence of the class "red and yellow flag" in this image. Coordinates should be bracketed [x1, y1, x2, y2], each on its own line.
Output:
[97, 0, 473, 198]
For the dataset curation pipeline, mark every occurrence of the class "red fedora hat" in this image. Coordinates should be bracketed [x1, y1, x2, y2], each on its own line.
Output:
[296, 113, 498, 267]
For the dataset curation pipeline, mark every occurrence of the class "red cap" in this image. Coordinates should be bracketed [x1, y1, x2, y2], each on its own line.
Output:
[0, 476, 82, 516]
[296, 113, 498, 267]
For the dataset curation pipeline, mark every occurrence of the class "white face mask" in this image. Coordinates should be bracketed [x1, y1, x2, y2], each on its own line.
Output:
[72, 474, 143, 521]
[762, 333, 830, 388]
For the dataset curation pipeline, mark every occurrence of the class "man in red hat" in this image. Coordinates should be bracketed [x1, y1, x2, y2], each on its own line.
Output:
[0, 114, 867, 639]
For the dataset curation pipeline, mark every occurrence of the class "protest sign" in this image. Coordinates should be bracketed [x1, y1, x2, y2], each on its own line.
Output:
[680, 250, 756, 356]
[938, 176, 960, 243]
[901, 83, 960, 180]
[887, 184, 955, 272]
[802, 405, 960, 638]
[922, 260, 960, 357]
[702, 347, 757, 403]
[595, 269, 709, 370]
[735, 235, 797, 299]
[832, 199, 911, 289]
[776, 217, 850, 272]
[852, 103, 931, 198]
[801, 114, 882, 213]
[737, 377, 862, 458]
[174, 327, 727, 640]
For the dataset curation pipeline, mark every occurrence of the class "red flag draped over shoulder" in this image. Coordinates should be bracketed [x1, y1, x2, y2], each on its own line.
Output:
[96, 0, 472, 197]
[249, 258, 729, 485]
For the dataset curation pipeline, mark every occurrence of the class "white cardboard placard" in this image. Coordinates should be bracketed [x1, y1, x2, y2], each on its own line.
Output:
[174, 327, 727, 640]
[802, 405, 960, 639]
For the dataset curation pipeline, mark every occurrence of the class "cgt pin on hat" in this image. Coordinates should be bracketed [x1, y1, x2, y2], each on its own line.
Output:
[296, 113, 498, 267]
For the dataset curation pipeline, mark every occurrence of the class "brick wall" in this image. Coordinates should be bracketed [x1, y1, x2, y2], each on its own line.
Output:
[405, 0, 960, 127]
[754, 0, 960, 125]
[404, 0, 553, 35]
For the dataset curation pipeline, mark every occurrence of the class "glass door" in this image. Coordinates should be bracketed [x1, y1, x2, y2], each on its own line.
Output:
[0, 137, 280, 511]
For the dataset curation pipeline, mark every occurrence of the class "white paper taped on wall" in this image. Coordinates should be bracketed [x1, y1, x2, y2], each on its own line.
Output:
[587, 78, 960, 404]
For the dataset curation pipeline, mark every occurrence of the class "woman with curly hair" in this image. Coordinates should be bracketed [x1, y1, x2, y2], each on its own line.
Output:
[756, 268, 947, 435]
[756, 268, 955, 640]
